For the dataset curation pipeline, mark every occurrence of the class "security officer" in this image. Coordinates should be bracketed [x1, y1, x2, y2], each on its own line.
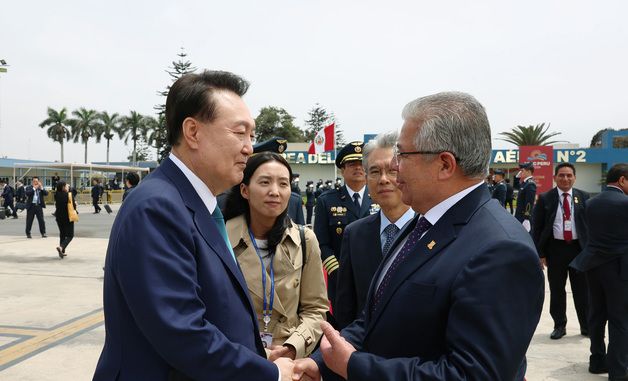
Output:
[217, 137, 305, 225]
[515, 162, 537, 231]
[305, 180, 316, 225]
[313, 141, 372, 316]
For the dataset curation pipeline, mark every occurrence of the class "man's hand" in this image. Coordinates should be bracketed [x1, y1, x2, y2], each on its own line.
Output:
[269, 344, 296, 361]
[292, 358, 320, 381]
[540, 257, 547, 270]
[319, 321, 356, 379]
[274, 357, 295, 381]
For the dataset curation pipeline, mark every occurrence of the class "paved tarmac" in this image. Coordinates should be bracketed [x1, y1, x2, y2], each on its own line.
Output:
[0, 204, 609, 380]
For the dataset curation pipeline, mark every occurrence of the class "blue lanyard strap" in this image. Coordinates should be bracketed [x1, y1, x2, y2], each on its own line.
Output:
[248, 229, 275, 331]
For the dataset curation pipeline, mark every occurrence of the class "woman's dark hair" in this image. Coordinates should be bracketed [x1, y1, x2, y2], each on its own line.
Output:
[224, 152, 293, 251]
[56, 180, 67, 193]
[125, 172, 140, 187]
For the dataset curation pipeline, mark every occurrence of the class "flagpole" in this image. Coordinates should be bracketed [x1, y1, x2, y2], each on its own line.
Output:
[333, 123, 337, 181]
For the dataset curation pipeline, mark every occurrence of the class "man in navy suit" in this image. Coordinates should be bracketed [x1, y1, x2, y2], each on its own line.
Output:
[571, 163, 628, 379]
[335, 131, 414, 329]
[532, 163, 589, 340]
[294, 92, 544, 381]
[24, 176, 48, 238]
[93, 71, 293, 381]
[491, 170, 507, 206]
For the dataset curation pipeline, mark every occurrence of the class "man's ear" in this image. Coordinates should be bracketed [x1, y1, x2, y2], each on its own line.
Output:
[436, 152, 457, 180]
[181, 117, 200, 149]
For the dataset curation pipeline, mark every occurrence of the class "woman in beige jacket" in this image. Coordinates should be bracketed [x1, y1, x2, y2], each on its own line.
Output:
[224, 152, 328, 361]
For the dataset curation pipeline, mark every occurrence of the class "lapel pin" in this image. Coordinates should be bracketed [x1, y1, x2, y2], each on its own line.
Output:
[574, 197, 579, 204]
[427, 240, 436, 250]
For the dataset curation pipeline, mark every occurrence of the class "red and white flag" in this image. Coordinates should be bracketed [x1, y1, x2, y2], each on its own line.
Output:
[308, 123, 335, 154]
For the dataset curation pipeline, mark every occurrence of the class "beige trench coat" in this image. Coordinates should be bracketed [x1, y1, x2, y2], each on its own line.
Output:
[226, 215, 328, 358]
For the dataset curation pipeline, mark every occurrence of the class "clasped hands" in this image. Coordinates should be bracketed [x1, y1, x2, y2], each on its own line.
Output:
[273, 321, 356, 381]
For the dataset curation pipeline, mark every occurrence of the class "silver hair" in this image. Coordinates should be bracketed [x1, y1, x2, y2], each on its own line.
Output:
[401, 91, 491, 179]
[362, 130, 399, 171]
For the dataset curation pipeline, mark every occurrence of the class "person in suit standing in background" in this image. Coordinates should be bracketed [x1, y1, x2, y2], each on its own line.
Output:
[1, 180, 18, 218]
[91, 179, 103, 213]
[532, 163, 589, 340]
[334, 131, 414, 329]
[491, 170, 507, 207]
[305, 181, 316, 225]
[294, 91, 544, 381]
[515, 162, 537, 231]
[24, 176, 48, 238]
[571, 163, 628, 378]
[314, 141, 373, 317]
[93, 70, 294, 381]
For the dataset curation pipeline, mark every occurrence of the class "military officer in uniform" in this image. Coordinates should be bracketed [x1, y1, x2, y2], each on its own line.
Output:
[491, 170, 507, 207]
[515, 162, 537, 231]
[314, 141, 372, 317]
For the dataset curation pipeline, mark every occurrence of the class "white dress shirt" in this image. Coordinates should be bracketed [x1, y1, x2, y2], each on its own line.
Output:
[552, 188, 578, 240]
[346, 185, 366, 207]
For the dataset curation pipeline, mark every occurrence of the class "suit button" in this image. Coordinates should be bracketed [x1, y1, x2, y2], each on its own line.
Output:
[293, 279, 299, 288]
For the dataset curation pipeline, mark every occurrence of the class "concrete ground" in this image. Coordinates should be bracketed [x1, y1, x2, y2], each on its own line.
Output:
[0, 204, 608, 380]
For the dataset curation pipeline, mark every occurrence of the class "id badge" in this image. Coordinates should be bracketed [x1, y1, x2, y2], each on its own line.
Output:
[260, 332, 273, 348]
[563, 220, 573, 232]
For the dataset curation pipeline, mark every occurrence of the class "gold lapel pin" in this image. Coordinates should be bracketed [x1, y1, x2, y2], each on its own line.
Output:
[427, 240, 436, 250]
[574, 197, 579, 204]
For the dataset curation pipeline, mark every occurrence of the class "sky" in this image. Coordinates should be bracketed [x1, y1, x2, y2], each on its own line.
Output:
[1, 0, 627, 163]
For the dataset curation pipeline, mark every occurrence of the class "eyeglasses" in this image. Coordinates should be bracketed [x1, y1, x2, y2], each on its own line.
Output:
[392, 146, 460, 165]
[367, 167, 398, 180]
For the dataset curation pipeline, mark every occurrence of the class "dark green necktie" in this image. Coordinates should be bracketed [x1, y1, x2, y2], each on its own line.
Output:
[211, 207, 237, 264]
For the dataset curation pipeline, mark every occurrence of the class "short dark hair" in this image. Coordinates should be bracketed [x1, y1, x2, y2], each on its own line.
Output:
[56, 180, 67, 193]
[125, 172, 140, 187]
[224, 152, 293, 252]
[504, 178, 510, 184]
[166, 70, 250, 146]
[554, 162, 576, 176]
[32, 176, 39, 181]
[606, 163, 628, 184]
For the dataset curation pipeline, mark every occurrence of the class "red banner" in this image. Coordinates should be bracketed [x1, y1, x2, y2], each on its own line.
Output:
[519, 145, 554, 194]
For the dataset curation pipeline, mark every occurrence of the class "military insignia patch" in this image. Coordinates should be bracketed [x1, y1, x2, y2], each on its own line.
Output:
[336, 227, 343, 234]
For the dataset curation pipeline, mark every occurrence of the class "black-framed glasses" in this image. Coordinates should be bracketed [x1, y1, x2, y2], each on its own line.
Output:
[393, 146, 460, 164]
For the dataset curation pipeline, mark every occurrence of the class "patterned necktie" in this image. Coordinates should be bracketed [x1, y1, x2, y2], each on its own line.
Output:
[562, 193, 572, 242]
[353, 193, 361, 210]
[371, 217, 432, 313]
[382, 223, 400, 257]
[211, 207, 237, 263]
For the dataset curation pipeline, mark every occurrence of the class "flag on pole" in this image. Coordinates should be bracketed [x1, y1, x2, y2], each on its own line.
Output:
[308, 123, 335, 154]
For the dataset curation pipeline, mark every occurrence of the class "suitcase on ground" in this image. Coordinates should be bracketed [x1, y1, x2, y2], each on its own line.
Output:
[0, 209, 5, 220]
[104, 204, 113, 214]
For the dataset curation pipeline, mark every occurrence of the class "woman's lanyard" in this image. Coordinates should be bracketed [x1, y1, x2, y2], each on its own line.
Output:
[249, 229, 275, 332]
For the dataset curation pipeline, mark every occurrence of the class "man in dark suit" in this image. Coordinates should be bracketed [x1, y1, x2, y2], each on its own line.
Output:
[532, 163, 590, 340]
[505, 178, 515, 214]
[294, 92, 544, 381]
[91, 179, 103, 213]
[571, 163, 628, 379]
[335, 131, 414, 329]
[305, 181, 315, 225]
[24, 176, 48, 238]
[93, 71, 293, 381]
[1, 180, 18, 218]
[515, 162, 537, 231]
[314, 142, 373, 313]
[491, 170, 507, 206]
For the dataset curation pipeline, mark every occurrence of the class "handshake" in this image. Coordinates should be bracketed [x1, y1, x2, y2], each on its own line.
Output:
[273, 321, 356, 381]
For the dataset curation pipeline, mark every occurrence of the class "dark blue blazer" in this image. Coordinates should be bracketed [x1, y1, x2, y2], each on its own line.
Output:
[335, 212, 384, 329]
[1, 185, 15, 205]
[571, 186, 628, 272]
[288, 191, 305, 225]
[24, 186, 48, 209]
[93, 157, 277, 381]
[313, 184, 545, 380]
[491, 181, 507, 206]
[515, 179, 536, 222]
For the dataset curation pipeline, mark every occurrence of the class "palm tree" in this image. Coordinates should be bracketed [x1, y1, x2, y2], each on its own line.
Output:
[144, 114, 167, 161]
[39, 107, 71, 162]
[498, 123, 563, 146]
[97, 111, 122, 164]
[120, 111, 148, 164]
[69, 108, 99, 163]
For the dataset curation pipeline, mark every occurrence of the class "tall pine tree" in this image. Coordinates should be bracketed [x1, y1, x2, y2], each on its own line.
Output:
[153, 48, 197, 162]
[304, 104, 346, 149]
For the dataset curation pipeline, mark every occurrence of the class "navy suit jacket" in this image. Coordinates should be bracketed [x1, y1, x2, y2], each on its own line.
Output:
[93, 158, 277, 381]
[491, 181, 506, 206]
[515, 179, 536, 222]
[531, 187, 589, 258]
[313, 184, 545, 380]
[571, 187, 628, 273]
[335, 212, 384, 329]
[24, 186, 48, 209]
